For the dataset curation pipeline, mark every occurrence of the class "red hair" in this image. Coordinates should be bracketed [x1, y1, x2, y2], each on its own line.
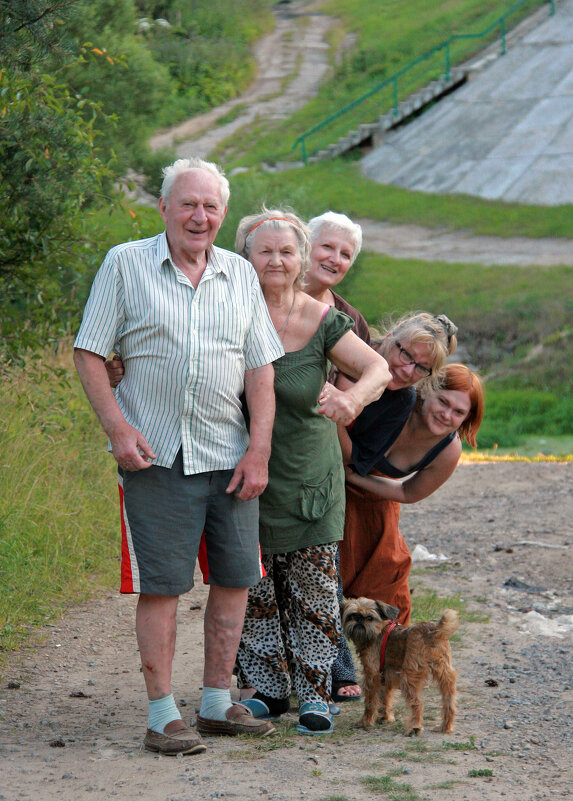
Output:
[439, 364, 484, 448]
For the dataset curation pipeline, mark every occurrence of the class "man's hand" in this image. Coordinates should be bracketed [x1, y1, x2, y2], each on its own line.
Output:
[226, 449, 269, 500]
[105, 357, 125, 388]
[110, 420, 156, 471]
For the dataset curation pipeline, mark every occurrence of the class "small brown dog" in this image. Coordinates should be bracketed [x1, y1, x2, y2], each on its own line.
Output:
[342, 598, 458, 736]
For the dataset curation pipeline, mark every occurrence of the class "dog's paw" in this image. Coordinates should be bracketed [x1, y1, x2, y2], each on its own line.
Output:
[359, 717, 375, 729]
[405, 726, 422, 737]
[435, 723, 455, 734]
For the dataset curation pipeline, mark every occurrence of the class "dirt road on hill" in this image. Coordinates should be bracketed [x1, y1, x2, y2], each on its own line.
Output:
[128, 1, 573, 268]
[2, 462, 572, 801]
[149, 0, 339, 160]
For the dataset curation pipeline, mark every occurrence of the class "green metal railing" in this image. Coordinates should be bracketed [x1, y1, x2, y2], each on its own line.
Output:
[293, 0, 555, 164]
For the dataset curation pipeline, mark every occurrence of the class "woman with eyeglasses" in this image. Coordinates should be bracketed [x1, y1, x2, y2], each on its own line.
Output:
[336, 312, 459, 625]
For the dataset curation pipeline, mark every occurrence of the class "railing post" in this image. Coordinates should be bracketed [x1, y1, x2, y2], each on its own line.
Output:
[392, 76, 399, 117]
[445, 40, 451, 81]
[500, 17, 506, 55]
[548, 0, 555, 14]
[301, 137, 307, 166]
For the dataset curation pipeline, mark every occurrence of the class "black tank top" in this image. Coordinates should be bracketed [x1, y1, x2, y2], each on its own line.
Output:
[372, 431, 457, 478]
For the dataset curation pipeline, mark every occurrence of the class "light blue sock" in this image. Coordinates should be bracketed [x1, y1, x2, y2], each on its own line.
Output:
[148, 693, 182, 734]
[199, 687, 233, 721]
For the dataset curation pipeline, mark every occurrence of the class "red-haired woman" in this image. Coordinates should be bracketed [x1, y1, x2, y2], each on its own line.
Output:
[340, 364, 484, 624]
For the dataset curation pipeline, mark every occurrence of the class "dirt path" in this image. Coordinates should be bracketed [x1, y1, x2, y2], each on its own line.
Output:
[356, 219, 573, 267]
[150, 0, 338, 160]
[2, 462, 572, 801]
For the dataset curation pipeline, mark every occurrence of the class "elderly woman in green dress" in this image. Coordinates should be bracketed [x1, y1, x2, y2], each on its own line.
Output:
[234, 209, 390, 735]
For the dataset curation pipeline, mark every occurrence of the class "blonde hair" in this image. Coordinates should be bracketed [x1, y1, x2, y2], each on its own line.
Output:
[235, 207, 311, 290]
[377, 311, 458, 392]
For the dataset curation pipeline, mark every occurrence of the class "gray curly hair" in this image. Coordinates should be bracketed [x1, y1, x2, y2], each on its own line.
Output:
[160, 157, 230, 207]
[235, 207, 311, 290]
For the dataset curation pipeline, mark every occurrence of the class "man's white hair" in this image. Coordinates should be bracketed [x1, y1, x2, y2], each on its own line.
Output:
[307, 211, 363, 265]
[160, 157, 230, 206]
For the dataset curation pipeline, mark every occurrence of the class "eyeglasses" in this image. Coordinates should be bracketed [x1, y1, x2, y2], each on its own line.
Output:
[394, 341, 432, 378]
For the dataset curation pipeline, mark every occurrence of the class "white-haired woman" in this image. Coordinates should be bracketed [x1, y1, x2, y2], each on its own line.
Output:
[304, 211, 371, 704]
[233, 209, 390, 735]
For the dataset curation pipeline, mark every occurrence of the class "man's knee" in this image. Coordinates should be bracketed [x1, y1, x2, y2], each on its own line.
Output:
[206, 586, 249, 632]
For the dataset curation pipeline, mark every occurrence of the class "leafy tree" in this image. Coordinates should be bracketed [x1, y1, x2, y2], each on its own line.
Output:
[0, 2, 114, 363]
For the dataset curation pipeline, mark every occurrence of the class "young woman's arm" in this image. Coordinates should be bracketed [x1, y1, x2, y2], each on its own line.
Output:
[344, 436, 462, 503]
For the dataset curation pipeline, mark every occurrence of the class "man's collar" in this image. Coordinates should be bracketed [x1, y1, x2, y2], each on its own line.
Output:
[157, 233, 229, 278]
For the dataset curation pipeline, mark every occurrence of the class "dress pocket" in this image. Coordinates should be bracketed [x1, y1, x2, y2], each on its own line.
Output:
[297, 471, 336, 521]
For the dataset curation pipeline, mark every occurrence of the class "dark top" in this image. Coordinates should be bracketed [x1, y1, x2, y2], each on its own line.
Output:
[372, 431, 456, 478]
[348, 387, 416, 476]
[331, 291, 371, 344]
[328, 291, 371, 384]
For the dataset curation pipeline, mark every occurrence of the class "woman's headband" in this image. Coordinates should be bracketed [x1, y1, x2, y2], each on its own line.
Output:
[248, 216, 300, 234]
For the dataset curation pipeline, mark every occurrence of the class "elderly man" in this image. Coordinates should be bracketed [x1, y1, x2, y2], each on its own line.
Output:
[74, 157, 284, 755]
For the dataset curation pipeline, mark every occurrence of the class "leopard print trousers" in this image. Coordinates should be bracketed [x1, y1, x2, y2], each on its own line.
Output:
[236, 543, 341, 706]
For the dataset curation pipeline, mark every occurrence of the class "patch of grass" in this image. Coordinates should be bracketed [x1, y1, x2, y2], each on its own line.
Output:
[361, 774, 421, 800]
[382, 740, 449, 764]
[469, 768, 494, 777]
[224, 162, 573, 241]
[428, 780, 460, 789]
[317, 796, 350, 801]
[0, 347, 119, 667]
[215, 103, 248, 127]
[442, 735, 477, 751]
[232, 721, 297, 758]
[477, 435, 573, 459]
[410, 590, 487, 625]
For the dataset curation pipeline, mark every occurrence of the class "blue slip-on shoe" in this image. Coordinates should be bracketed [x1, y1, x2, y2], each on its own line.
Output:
[296, 701, 333, 735]
[240, 697, 280, 720]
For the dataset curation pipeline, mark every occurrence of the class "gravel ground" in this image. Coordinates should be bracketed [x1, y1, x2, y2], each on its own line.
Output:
[1, 462, 572, 801]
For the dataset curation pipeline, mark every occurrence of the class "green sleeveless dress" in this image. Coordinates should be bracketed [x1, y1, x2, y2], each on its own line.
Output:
[258, 307, 354, 555]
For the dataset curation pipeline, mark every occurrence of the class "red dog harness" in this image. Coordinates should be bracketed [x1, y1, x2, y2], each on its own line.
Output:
[379, 621, 398, 681]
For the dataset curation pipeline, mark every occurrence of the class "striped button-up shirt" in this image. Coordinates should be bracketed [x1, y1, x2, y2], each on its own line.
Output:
[74, 232, 284, 474]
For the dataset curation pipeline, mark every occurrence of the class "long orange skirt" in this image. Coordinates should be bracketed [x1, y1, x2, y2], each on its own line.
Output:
[339, 481, 412, 625]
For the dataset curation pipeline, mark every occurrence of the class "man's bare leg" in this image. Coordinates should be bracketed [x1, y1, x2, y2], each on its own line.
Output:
[136, 593, 178, 699]
[203, 585, 248, 688]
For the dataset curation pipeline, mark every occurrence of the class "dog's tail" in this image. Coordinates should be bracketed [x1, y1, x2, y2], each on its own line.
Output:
[433, 609, 459, 640]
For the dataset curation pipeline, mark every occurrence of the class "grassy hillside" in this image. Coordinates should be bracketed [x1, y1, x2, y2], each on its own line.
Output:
[215, 0, 547, 166]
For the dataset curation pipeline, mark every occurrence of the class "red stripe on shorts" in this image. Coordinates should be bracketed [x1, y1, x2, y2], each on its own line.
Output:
[119, 477, 136, 593]
[197, 530, 266, 585]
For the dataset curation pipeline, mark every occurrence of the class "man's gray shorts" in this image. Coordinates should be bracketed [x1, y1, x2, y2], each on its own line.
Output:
[118, 450, 262, 595]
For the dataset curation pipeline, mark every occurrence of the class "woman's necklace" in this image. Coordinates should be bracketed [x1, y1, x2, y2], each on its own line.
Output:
[275, 294, 296, 334]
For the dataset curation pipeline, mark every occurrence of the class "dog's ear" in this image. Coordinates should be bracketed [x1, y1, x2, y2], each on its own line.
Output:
[340, 598, 348, 614]
[375, 601, 400, 621]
